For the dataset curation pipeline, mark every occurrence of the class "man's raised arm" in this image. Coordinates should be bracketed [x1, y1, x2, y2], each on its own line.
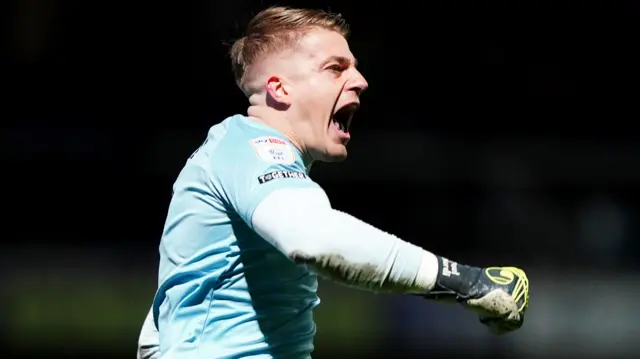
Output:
[252, 187, 529, 334]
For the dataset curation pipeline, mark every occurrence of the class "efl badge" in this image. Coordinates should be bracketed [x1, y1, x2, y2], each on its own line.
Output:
[249, 136, 296, 164]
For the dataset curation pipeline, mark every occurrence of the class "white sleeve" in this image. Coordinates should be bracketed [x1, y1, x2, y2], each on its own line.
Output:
[137, 308, 160, 359]
[251, 187, 439, 294]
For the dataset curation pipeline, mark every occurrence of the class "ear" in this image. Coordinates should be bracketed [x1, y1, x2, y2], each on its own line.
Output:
[265, 76, 291, 105]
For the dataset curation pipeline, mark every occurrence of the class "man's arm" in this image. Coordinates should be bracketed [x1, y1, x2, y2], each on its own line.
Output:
[252, 187, 438, 294]
[252, 187, 529, 334]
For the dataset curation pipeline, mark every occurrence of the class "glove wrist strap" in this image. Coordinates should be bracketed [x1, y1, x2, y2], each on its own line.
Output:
[431, 256, 482, 298]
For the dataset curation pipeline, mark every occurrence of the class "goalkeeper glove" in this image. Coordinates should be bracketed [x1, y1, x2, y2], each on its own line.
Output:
[421, 257, 529, 335]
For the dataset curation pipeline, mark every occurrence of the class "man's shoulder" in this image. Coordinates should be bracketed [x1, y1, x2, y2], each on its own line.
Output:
[209, 115, 302, 170]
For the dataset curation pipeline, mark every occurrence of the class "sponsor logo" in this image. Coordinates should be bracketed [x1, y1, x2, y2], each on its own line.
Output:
[257, 170, 308, 184]
[441, 258, 460, 277]
[484, 267, 515, 285]
[249, 136, 295, 164]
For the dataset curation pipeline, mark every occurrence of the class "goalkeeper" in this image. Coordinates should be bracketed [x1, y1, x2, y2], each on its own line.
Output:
[137, 6, 529, 359]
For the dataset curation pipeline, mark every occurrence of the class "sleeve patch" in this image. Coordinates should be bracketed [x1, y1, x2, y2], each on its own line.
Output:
[249, 136, 296, 164]
[257, 170, 308, 184]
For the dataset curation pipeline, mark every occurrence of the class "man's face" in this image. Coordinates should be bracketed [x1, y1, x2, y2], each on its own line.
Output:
[269, 29, 368, 162]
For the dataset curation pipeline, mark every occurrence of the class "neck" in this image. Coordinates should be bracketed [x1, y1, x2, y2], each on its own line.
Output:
[247, 105, 315, 168]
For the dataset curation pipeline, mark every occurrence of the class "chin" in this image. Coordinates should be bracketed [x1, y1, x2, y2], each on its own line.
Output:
[310, 143, 348, 163]
[323, 153, 348, 163]
[322, 146, 348, 162]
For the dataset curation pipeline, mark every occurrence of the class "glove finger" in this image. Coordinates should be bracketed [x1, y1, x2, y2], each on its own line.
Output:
[466, 289, 519, 318]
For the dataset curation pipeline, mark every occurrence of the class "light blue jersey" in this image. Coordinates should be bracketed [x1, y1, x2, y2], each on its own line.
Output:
[152, 115, 321, 359]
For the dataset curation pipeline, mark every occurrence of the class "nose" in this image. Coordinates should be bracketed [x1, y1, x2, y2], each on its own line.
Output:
[347, 69, 368, 97]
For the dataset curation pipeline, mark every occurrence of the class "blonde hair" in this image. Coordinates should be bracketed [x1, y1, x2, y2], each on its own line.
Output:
[229, 6, 350, 95]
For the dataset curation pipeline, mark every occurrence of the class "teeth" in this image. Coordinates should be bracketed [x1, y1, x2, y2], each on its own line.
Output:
[332, 118, 346, 132]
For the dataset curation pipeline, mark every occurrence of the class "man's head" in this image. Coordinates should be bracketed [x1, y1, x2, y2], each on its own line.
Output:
[230, 7, 368, 162]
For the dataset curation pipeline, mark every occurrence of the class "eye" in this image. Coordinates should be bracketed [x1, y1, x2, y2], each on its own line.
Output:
[327, 64, 344, 73]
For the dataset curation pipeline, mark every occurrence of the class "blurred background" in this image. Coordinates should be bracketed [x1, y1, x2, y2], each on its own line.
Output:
[3, 0, 640, 358]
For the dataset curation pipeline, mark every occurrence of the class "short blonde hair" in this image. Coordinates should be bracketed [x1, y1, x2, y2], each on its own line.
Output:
[229, 6, 350, 95]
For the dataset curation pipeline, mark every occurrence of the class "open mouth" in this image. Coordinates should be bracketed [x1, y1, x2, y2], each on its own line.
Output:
[331, 103, 359, 133]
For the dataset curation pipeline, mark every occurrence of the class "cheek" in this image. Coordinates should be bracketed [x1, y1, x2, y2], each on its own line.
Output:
[305, 75, 336, 96]
[299, 83, 331, 111]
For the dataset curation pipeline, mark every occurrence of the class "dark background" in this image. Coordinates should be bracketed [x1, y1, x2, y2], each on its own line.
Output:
[4, 1, 640, 358]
